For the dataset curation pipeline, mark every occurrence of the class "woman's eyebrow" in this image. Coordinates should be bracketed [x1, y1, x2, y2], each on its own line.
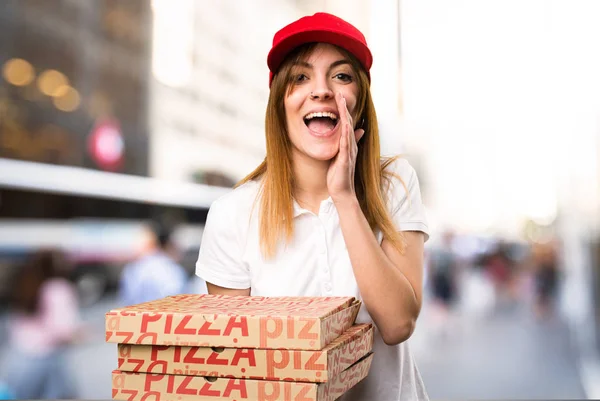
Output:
[328, 59, 351, 70]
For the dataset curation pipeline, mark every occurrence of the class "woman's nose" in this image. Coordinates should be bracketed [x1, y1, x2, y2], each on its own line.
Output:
[309, 82, 334, 100]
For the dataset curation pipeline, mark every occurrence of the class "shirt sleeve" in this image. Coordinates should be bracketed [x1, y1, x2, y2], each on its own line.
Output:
[195, 197, 251, 289]
[386, 159, 430, 242]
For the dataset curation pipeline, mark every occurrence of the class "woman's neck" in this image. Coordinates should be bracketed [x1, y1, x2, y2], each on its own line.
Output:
[291, 153, 330, 213]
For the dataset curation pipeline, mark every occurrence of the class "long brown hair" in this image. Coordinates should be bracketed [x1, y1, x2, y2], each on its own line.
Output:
[237, 43, 406, 258]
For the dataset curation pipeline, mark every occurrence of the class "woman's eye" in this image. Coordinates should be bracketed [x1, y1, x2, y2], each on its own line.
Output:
[294, 73, 308, 83]
[334, 73, 353, 82]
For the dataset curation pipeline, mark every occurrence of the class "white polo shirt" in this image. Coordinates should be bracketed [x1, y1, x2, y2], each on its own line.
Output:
[196, 158, 430, 401]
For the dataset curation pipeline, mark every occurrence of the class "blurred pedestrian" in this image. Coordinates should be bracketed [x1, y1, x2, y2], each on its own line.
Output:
[483, 241, 515, 310]
[196, 12, 430, 401]
[119, 222, 188, 306]
[1, 249, 84, 399]
[427, 231, 459, 337]
[429, 231, 458, 310]
[531, 239, 560, 319]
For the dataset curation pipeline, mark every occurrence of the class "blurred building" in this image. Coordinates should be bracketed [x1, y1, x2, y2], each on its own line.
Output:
[0, 0, 152, 176]
[0, 0, 226, 305]
[149, 0, 294, 184]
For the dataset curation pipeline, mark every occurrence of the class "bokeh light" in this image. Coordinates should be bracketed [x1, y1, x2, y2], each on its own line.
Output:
[37, 69, 69, 97]
[52, 85, 81, 112]
[2, 58, 35, 86]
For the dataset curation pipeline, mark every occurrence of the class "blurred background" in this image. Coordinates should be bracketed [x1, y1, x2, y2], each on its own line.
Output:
[0, 0, 599, 399]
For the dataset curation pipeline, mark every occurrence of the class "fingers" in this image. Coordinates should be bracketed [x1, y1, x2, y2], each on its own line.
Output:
[336, 92, 353, 129]
[335, 92, 361, 163]
[336, 91, 355, 139]
[339, 118, 348, 159]
[335, 91, 346, 119]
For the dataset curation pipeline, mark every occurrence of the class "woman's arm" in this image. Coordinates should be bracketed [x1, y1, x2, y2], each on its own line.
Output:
[206, 283, 251, 296]
[327, 93, 425, 345]
[336, 198, 424, 345]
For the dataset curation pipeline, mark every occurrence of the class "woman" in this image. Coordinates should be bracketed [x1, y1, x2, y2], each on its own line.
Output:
[2, 250, 84, 399]
[196, 12, 430, 401]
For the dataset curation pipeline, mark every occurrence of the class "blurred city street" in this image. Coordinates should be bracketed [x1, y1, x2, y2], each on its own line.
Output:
[412, 299, 587, 399]
[0, 288, 588, 400]
[2, 0, 600, 400]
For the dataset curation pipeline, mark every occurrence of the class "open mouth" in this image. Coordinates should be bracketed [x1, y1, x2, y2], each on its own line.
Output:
[303, 111, 339, 135]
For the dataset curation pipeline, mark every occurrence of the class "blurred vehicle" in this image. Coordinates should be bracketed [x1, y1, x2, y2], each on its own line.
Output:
[0, 158, 230, 306]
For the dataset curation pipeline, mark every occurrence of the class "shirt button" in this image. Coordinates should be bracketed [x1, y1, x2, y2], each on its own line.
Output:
[324, 283, 332, 292]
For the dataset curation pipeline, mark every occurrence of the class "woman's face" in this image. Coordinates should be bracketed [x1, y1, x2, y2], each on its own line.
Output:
[284, 43, 359, 163]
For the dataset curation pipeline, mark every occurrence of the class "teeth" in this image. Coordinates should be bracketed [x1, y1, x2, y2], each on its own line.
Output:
[304, 112, 338, 120]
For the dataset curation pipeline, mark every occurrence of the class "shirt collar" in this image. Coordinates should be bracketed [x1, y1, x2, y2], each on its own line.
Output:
[293, 199, 307, 217]
[292, 197, 334, 218]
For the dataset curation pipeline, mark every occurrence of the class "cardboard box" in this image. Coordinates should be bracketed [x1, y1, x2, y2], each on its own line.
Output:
[106, 294, 361, 350]
[112, 353, 373, 401]
[117, 324, 374, 383]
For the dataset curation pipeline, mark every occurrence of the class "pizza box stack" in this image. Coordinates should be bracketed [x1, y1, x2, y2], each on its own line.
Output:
[106, 294, 375, 401]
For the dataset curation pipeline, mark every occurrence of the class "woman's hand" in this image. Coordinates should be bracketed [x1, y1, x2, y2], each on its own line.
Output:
[327, 92, 365, 204]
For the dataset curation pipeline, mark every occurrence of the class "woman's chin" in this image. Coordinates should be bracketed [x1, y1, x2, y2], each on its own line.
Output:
[292, 141, 339, 162]
[306, 148, 339, 161]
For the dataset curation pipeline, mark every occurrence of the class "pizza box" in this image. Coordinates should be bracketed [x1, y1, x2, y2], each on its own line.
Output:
[112, 353, 373, 401]
[106, 294, 361, 350]
[117, 324, 374, 383]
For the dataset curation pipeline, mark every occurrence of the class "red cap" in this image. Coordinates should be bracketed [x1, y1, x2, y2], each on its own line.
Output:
[267, 12, 372, 87]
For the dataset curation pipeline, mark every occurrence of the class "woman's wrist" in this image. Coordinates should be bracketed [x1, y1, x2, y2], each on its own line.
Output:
[332, 194, 360, 212]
